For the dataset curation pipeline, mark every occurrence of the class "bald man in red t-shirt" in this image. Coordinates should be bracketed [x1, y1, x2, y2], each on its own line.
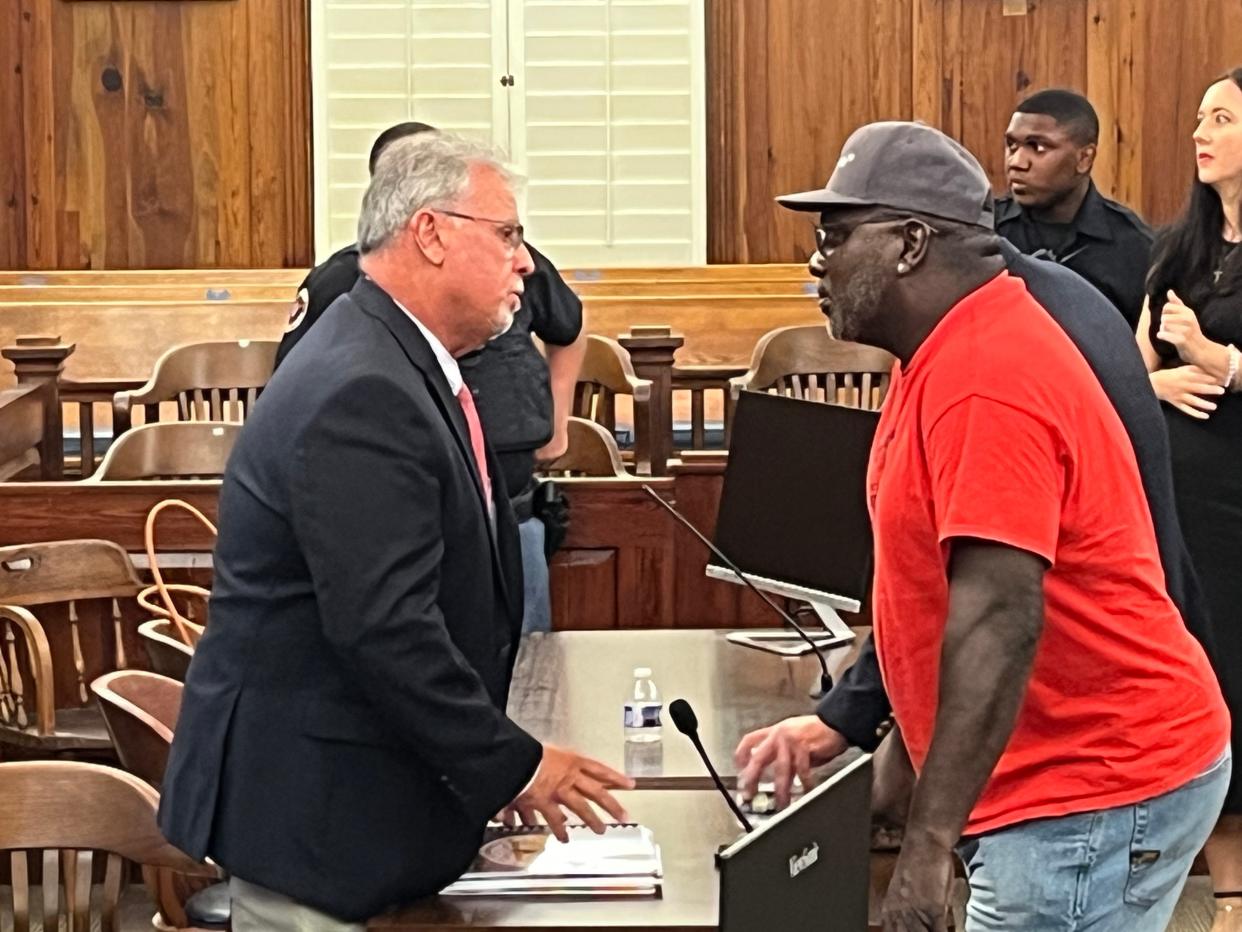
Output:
[737, 123, 1229, 932]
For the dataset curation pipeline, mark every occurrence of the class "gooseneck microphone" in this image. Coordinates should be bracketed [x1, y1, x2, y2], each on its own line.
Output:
[669, 698, 752, 833]
[643, 484, 833, 698]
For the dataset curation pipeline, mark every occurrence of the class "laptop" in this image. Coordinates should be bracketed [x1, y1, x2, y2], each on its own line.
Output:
[717, 753, 872, 931]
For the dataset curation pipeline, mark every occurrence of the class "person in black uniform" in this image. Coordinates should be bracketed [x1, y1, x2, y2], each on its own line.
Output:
[1139, 67, 1242, 931]
[279, 122, 587, 634]
[997, 89, 1153, 329]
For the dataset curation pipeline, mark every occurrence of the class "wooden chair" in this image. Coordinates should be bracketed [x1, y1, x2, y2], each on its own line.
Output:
[0, 539, 146, 758]
[729, 325, 896, 414]
[113, 340, 278, 434]
[91, 670, 231, 930]
[91, 421, 241, 481]
[542, 417, 629, 478]
[91, 670, 181, 790]
[0, 759, 218, 931]
[138, 618, 201, 681]
[573, 335, 655, 475]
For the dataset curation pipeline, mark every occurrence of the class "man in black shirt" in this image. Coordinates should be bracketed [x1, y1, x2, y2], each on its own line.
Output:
[997, 89, 1153, 329]
[278, 122, 586, 633]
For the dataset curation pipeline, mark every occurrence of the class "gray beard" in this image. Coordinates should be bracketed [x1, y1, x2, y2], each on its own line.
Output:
[831, 261, 896, 343]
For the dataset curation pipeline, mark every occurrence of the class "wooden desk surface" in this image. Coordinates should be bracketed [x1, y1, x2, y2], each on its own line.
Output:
[506, 630, 867, 789]
[370, 790, 738, 931]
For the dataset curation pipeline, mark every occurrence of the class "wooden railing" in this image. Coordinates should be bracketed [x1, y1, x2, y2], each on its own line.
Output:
[671, 364, 745, 451]
[59, 378, 143, 478]
[5, 330, 751, 480]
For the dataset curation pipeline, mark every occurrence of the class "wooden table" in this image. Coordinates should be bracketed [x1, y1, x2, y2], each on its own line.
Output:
[505, 630, 868, 789]
[370, 790, 740, 931]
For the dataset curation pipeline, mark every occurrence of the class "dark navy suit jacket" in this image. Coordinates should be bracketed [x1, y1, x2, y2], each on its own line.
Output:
[159, 277, 542, 921]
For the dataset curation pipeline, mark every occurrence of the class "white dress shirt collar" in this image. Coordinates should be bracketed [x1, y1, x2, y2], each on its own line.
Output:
[392, 298, 463, 395]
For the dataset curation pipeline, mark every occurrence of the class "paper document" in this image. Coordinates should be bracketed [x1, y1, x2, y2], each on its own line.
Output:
[441, 823, 663, 897]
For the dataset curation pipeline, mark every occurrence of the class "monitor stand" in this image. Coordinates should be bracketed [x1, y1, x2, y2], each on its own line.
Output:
[705, 565, 858, 656]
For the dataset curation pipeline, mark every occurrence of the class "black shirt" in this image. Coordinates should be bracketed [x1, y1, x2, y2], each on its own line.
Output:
[276, 242, 583, 499]
[816, 240, 1208, 750]
[995, 182, 1154, 330]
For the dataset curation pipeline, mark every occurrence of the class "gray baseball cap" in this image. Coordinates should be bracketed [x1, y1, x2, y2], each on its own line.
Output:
[777, 121, 995, 229]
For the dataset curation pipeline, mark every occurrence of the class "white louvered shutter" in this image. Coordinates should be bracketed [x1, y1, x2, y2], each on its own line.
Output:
[311, 0, 705, 265]
[512, 0, 705, 266]
[312, 0, 511, 257]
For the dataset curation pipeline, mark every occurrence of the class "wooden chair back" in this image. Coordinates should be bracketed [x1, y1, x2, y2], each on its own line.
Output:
[542, 417, 629, 478]
[573, 335, 654, 474]
[730, 325, 896, 411]
[91, 421, 240, 481]
[112, 339, 278, 434]
[91, 670, 181, 789]
[0, 760, 214, 932]
[0, 540, 145, 751]
[138, 619, 200, 682]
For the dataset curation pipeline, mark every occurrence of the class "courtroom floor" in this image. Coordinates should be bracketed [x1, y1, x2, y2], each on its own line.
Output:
[24, 874, 1209, 932]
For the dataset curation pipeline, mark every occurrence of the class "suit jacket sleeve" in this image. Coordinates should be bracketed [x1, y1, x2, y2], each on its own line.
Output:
[815, 632, 891, 752]
[288, 374, 542, 822]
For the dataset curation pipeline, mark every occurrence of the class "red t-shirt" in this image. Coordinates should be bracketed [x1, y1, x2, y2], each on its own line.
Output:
[870, 271, 1229, 836]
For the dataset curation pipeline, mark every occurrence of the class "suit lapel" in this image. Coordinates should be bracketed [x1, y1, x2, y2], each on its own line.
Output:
[350, 278, 515, 610]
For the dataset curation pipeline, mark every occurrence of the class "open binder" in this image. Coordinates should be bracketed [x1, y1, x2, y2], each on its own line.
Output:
[441, 823, 663, 897]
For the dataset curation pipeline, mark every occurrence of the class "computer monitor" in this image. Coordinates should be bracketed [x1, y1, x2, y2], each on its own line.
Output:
[709, 392, 879, 645]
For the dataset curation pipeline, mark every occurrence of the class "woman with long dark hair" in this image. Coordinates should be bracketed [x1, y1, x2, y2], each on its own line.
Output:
[1141, 67, 1242, 930]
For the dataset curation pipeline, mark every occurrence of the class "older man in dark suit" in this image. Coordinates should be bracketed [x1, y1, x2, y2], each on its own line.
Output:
[159, 132, 632, 930]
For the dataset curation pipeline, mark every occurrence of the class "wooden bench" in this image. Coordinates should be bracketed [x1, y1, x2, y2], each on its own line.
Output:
[0, 263, 833, 475]
[0, 283, 302, 305]
[0, 294, 821, 385]
[0, 460, 792, 633]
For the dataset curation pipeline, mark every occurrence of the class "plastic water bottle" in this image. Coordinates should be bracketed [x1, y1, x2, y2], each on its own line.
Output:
[624, 667, 663, 743]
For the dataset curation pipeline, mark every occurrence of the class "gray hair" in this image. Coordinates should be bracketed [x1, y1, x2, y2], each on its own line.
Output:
[356, 132, 517, 254]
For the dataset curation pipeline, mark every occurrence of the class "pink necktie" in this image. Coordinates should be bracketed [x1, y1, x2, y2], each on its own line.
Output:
[455, 385, 493, 511]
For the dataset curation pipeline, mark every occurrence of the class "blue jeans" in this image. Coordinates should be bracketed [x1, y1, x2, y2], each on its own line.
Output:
[519, 517, 551, 634]
[957, 747, 1231, 932]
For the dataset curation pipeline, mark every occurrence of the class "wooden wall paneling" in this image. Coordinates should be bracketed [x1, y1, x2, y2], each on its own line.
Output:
[706, 0, 914, 264]
[549, 482, 677, 630]
[247, 0, 312, 268]
[705, 0, 766, 264]
[912, 0, 963, 137]
[2, 0, 311, 270]
[19, 0, 58, 269]
[184, 0, 253, 267]
[284, 0, 313, 268]
[129, 6, 198, 268]
[1085, 0, 1144, 209]
[550, 551, 619, 630]
[0, 483, 222, 551]
[1136, 0, 1242, 226]
[1, 0, 28, 270]
[949, 0, 1090, 192]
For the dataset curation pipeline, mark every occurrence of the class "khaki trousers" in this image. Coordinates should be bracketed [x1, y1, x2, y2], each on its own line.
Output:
[229, 876, 366, 932]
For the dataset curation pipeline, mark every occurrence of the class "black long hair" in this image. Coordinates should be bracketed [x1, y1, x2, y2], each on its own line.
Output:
[1147, 67, 1242, 309]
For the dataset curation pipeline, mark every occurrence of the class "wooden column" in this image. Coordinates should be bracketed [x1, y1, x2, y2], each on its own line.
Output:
[618, 326, 684, 478]
[2, 336, 75, 480]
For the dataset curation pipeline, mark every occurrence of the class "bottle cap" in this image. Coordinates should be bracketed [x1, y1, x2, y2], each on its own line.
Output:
[634, 667, 652, 678]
